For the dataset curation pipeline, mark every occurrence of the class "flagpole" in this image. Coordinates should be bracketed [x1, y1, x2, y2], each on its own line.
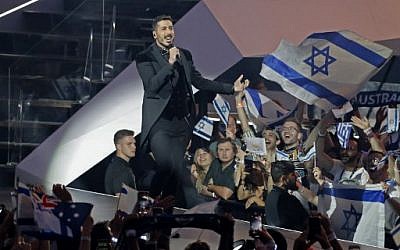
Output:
[313, 142, 317, 169]
[15, 177, 19, 225]
[115, 192, 122, 214]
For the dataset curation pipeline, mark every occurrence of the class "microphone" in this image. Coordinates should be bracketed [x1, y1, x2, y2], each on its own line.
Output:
[168, 45, 181, 63]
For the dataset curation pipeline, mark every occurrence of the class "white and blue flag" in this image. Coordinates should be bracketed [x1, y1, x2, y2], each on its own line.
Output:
[244, 88, 289, 121]
[318, 183, 385, 247]
[276, 144, 315, 162]
[260, 30, 392, 110]
[16, 182, 36, 230]
[387, 106, 400, 133]
[117, 183, 138, 216]
[337, 122, 353, 148]
[212, 94, 230, 126]
[193, 116, 214, 141]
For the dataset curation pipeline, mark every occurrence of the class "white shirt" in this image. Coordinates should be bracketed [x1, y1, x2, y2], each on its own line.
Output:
[329, 159, 370, 185]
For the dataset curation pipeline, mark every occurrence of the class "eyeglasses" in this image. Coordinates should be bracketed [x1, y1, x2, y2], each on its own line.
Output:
[281, 127, 299, 132]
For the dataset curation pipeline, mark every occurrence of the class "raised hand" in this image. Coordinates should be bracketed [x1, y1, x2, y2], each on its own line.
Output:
[233, 74, 250, 93]
[52, 184, 72, 202]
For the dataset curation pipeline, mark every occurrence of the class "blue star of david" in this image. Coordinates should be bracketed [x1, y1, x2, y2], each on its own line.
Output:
[220, 106, 227, 113]
[341, 204, 362, 239]
[304, 46, 336, 76]
[198, 121, 205, 129]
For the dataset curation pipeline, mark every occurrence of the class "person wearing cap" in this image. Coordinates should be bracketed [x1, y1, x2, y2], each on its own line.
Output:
[265, 161, 309, 231]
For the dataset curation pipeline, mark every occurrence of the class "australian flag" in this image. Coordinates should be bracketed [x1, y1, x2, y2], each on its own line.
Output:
[30, 188, 93, 239]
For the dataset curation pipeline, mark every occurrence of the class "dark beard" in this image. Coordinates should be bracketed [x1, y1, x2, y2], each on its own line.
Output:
[286, 179, 298, 191]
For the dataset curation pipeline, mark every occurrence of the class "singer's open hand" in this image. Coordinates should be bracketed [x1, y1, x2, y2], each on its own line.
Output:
[168, 46, 180, 64]
[233, 74, 250, 93]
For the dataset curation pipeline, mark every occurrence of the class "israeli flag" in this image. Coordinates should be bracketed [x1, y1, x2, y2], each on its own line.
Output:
[387, 106, 400, 133]
[318, 183, 385, 247]
[298, 144, 316, 162]
[260, 30, 392, 110]
[337, 122, 353, 148]
[244, 88, 289, 120]
[117, 183, 138, 216]
[212, 94, 230, 126]
[193, 116, 214, 141]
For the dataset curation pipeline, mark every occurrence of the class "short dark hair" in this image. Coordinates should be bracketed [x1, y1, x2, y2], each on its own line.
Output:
[152, 15, 174, 31]
[245, 168, 265, 187]
[283, 117, 302, 131]
[271, 161, 295, 183]
[113, 129, 134, 145]
[216, 138, 238, 154]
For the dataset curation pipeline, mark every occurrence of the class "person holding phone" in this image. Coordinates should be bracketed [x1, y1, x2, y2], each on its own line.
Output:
[136, 15, 249, 201]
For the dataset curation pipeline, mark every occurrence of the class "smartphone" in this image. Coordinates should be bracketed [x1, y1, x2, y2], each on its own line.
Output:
[249, 214, 262, 237]
[308, 216, 321, 239]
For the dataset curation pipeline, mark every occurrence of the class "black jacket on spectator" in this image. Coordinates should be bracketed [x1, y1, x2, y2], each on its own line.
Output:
[265, 185, 308, 231]
[104, 155, 136, 195]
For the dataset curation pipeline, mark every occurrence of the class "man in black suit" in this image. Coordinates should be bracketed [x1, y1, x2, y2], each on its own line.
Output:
[135, 15, 248, 201]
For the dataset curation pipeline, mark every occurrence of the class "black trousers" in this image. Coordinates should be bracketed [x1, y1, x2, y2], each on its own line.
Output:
[148, 116, 192, 200]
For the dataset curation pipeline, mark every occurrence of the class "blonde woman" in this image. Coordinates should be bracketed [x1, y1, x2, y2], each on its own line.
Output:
[190, 147, 214, 194]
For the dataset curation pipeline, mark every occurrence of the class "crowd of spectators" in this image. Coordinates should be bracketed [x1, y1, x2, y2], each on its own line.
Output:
[1, 86, 399, 249]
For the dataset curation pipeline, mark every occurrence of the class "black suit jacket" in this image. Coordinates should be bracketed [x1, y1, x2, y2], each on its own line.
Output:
[135, 43, 234, 149]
